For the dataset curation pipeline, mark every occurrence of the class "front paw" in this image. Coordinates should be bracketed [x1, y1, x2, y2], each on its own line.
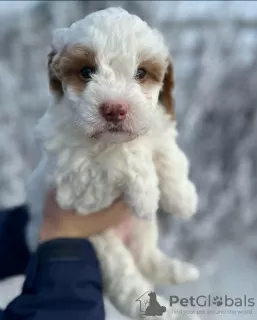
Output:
[161, 181, 198, 218]
[178, 181, 198, 218]
[170, 260, 200, 284]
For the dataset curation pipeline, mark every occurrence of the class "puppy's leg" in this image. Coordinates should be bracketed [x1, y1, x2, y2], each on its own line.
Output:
[90, 231, 198, 320]
[90, 230, 153, 319]
[154, 137, 198, 219]
[130, 219, 199, 285]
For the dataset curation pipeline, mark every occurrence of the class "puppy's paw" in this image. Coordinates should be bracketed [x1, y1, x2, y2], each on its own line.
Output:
[177, 181, 198, 218]
[142, 253, 199, 285]
[170, 260, 200, 284]
[161, 181, 198, 219]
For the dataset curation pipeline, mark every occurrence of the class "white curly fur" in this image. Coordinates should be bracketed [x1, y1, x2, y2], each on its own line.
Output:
[27, 8, 199, 320]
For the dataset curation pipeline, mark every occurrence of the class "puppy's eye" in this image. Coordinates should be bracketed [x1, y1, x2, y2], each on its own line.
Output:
[80, 66, 97, 80]
[135, 68, 147, 80]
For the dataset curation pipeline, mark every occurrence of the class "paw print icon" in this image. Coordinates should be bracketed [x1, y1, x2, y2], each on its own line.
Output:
[213, 296, 223, 307]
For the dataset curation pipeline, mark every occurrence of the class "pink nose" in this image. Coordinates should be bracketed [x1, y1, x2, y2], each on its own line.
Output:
[100, 100, 128, 122]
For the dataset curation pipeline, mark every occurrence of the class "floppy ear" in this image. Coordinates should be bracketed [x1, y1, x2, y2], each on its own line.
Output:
[158, 60, 175, 120]
[47, 49, 63, 99]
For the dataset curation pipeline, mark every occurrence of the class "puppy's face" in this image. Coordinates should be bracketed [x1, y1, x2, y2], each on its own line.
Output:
[48, 8, 175, 143]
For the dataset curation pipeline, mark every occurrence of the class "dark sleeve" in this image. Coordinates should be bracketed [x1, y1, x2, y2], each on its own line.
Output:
[0, 206, 30, 280]
[4, 239, 105, 320]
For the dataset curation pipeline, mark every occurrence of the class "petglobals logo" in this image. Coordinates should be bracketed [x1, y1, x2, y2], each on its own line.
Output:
[136, 292, 255, 318]
[170, 295, 255, 308]
[136, 291, 167, 318]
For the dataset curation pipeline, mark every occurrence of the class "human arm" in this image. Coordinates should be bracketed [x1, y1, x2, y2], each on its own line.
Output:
[3, 192, 130, 320]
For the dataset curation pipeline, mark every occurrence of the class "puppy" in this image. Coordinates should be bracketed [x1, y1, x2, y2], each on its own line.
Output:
[27, 8, 200, 320]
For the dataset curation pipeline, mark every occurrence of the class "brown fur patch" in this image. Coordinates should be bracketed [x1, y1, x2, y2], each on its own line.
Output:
[159, 61, 175, 119]
[48, 45, 97, 96]
[137, 57, 166, 86]
[48, 50, 64, 99]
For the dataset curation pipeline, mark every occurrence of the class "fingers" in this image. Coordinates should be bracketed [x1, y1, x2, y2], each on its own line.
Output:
[40, 190, 131, 242]
[87, 199, 131, 232]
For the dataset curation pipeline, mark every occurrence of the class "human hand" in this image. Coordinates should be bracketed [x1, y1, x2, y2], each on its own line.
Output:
[39, 190, 131, 243]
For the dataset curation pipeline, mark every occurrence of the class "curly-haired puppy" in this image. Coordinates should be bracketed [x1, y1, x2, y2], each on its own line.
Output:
[27, 8, 200, 320]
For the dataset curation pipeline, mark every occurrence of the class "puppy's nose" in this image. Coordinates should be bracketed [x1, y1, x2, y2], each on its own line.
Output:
[100, 100, 128, 122]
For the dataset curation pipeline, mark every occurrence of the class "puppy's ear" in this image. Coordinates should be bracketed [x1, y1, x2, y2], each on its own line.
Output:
[47, 49, 63, 99]
[159, 60, 175, 120]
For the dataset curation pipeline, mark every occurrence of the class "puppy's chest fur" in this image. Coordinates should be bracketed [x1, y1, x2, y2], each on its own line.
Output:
[54, 136, 156, 214]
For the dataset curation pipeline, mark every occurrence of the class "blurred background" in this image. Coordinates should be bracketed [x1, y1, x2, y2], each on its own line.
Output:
[0, 1, 256, 319]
